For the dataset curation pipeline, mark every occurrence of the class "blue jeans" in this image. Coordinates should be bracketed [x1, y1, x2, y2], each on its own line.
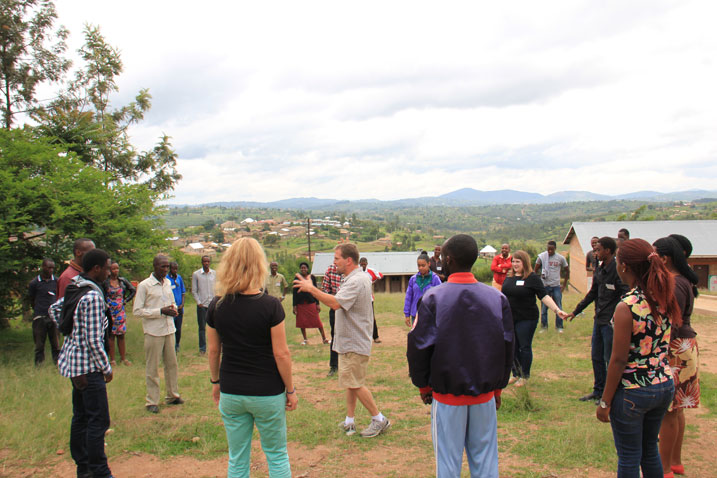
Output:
[540, 286, 563, 329]
[196, 306, 207, 353]
[512, 320, 538, 378]
[431, 399, 499, 478]
[591, 322, 613, 394]
[609, 380, 674, 478]
[219, 392, 291, 478]
[174, 310, 184, 352]
[70, 372, 112, 478]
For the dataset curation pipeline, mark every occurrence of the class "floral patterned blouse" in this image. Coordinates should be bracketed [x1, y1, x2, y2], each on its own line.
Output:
[617, 287, 672, 389]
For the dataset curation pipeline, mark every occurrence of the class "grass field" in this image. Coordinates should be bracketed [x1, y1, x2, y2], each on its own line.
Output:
[1, 291, 715, 477]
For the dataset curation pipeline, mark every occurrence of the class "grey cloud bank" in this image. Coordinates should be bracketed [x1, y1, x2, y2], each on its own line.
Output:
[53, 0, 717, 204]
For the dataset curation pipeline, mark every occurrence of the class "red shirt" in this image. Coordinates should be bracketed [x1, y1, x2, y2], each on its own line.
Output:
[57, 261, 82, 299]
[490, 254, 512, 285]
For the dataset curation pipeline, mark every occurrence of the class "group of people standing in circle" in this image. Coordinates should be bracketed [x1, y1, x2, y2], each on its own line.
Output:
[480, 231, 701, 478]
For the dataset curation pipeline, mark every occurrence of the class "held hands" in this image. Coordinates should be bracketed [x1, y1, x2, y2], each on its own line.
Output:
[596, 405, 610, 423]
[564, 312, 575, 321]
[161, 305, 178, 317]
[557, 310, 570, 320]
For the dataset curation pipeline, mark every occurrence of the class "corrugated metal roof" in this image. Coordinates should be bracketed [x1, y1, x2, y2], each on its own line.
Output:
[311, 251, 422, 276]
[563, 220, 717, 257]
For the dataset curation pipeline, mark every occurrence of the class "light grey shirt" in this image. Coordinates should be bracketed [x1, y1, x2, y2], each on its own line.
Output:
[536, 251, 568, 287]
[191, 268, 216, 307]
[333, 267, 373, 356]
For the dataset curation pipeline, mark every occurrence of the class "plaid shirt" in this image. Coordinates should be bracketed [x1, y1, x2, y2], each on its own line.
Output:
[49, 290, 111, 378]
[322, 263, 342, 295]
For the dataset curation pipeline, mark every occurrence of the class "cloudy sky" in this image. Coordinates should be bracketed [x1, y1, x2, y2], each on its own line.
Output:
[53, 0, 717, 204]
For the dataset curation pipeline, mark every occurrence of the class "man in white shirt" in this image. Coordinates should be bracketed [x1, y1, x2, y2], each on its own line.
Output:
[191, 255, 216, 355]
[133, 254, 183, 413]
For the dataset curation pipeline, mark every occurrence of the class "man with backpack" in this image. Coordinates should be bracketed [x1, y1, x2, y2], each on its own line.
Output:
[49, 248, 115, 478]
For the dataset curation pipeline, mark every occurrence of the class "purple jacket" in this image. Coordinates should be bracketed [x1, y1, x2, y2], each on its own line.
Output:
[407, 273, 514, 397]
[404, 272, 442, 317]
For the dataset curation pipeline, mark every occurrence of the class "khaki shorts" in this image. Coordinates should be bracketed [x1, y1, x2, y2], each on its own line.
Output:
[338, 352, 370, 389]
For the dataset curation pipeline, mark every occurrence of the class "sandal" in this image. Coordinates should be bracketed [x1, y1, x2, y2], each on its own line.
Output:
[110, 360, 117, 366]
[122, 359, 132, 366]
[300, 340, 307, 346]
[323, 338, 330, 344]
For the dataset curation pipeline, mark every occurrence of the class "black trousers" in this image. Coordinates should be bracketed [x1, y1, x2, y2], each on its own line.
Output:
[32, 315, 60, 365]
[70, 372, 112, 477]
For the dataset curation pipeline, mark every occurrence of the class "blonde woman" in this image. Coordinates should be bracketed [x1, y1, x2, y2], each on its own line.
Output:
[207, 238, 298, 478]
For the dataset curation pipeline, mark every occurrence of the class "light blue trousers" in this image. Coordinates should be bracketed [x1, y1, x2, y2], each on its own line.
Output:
[219, 392, 291, 478]
[431, 398, 499, 478]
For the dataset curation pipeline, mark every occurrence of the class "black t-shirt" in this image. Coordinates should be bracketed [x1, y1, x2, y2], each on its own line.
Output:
[293, 274, 318, 306]
[206, 292, 285, 396]
[673, 274, 696, 339]
[501, 273, 546, 323]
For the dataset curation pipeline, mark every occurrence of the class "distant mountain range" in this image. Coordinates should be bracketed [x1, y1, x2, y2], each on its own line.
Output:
[187, 188, 717, 210]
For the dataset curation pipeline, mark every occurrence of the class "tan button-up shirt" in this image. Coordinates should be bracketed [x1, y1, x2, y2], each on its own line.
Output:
[133, 274, 177, 337]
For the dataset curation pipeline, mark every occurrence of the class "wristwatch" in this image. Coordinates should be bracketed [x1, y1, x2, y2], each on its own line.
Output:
[599, 399, 609, 409]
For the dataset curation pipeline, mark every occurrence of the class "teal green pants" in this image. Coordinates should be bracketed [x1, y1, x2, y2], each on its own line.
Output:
[219, 392, 291, 478]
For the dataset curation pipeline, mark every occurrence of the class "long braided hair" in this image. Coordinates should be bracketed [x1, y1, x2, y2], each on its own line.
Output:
[617, 238, 682, 327]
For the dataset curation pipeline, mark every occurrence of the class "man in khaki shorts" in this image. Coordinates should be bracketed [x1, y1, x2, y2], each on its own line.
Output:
[293, 243, 391, 438]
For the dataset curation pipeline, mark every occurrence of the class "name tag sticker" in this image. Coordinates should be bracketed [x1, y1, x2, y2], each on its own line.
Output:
[516, 280, 525, 286]
[606, 284, 615, 290]
[437, 266, 442, 271]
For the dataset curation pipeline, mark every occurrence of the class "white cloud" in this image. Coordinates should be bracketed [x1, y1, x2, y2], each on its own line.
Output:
[50, 0, 717, 203]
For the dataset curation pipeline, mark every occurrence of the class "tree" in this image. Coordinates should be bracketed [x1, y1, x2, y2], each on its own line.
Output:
[0, 128, 166, 324]
[0, 0, 70, 129]
[34, 24, 180, 193]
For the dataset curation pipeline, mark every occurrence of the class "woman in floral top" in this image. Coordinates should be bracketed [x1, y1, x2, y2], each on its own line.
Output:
[597, 238, 682, 478]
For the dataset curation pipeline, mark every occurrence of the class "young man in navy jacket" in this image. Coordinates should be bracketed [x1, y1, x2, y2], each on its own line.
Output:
[407, 234, 514, 478]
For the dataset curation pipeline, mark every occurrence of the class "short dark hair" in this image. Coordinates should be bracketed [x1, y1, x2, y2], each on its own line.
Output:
[442, 234, 478, 270]
[547, 240, 557, 247]
[73, 238, 93, 254]
[42, 257, 55, 266]
[299, 261, 310, 269]
[597, 236, 617, 255]
[82, 248, 110, 273]
[618, 228, 630, 238]
[201, 255, 211, 261]
[335, 243, 360, 264]
[170, 261, 179, 267]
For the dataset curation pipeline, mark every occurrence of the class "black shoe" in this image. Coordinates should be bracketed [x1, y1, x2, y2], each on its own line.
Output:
[327, 367, 337, 377]
[166, 397, 184, 405]
[146, 405, 160, 413]
[579, 392, 599, 402]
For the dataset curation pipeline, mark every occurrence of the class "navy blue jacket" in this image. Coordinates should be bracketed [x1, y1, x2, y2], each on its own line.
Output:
[407, 273, 514, 397]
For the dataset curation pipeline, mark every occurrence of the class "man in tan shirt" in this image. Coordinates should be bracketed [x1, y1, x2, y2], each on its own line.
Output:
[133, 254, 183, 413]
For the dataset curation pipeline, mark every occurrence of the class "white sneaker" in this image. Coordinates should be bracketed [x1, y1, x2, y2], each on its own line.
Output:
[360, 418, 391, 438]
[339, 421, 356, 436]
